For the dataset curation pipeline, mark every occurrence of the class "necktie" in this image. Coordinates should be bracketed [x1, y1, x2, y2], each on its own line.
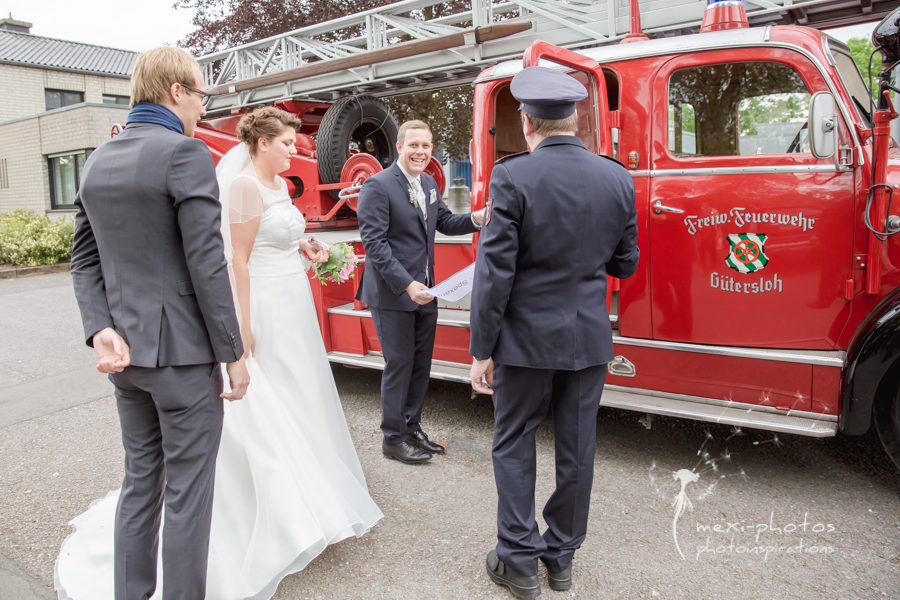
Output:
[411, 177, 429, 285]
[412, 178, 427, 225]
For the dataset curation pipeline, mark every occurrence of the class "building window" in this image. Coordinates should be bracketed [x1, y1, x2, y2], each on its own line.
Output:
[103, 94, 130, 106]
[45, 89, 84, 111]
[0, 159, 8, 189]
[48, 151, 88, 208]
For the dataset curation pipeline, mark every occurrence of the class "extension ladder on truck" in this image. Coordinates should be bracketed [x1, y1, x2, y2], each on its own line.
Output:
[198, 0, 892, 113]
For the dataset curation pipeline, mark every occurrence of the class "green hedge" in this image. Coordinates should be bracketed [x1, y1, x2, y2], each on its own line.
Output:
[0, 210, 74, 267]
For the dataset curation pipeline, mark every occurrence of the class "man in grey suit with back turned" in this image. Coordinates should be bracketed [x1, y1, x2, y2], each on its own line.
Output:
[70, 46, 249, 600]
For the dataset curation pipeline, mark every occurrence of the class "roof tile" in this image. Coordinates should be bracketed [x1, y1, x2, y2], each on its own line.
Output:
[0, 29, 137, 77]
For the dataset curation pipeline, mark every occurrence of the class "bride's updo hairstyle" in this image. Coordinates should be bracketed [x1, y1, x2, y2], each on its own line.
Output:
[236, 106, 301, 154]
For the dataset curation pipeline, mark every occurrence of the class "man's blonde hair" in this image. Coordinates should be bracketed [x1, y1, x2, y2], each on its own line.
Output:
[130, 47, 201, 106]
[523, 111, 578, 137]
[397, 120, 432, 145]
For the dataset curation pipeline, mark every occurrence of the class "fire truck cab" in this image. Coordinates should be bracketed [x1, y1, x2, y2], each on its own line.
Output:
[470, 21, 900, 467]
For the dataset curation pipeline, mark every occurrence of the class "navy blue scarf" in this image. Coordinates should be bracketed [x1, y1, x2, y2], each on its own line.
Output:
[125, 102, 185, 135]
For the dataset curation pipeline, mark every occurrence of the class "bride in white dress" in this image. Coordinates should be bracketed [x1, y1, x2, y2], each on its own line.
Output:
[55, 107, 383, 600]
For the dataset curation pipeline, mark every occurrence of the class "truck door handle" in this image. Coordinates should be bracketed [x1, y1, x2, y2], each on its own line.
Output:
[653, 200, 684, 215]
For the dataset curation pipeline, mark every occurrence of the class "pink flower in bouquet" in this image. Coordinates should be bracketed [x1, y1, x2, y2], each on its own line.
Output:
[338, 262, 354, 282]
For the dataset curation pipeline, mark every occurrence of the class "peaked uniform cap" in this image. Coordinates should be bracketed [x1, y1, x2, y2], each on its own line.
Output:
[510, 66, 588, 120]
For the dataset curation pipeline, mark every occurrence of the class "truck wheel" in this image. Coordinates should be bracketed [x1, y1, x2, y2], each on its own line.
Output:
[317, 95, 399, 200]
[873, 381, 900, 470]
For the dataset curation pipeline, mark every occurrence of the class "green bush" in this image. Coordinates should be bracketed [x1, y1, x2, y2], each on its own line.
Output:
[0, 209, 74, 267]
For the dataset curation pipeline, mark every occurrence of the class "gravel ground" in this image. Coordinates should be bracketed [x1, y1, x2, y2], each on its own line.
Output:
[1, 273, 899, 599]
[0, 273, 96, 390]
[2, 367, 899, 599]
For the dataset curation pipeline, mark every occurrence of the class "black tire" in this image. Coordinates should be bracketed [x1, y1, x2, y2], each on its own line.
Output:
[317, 95, 399, 200]
[873, 379, 900, 471]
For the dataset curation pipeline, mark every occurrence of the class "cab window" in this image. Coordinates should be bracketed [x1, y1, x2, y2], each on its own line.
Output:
[668, 62, 811, 157]
[831, 49, 873, 127]
[493, 69, 616, 161]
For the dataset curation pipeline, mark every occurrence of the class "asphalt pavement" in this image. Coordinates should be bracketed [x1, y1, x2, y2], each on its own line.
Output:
[1, 272, 899, 600]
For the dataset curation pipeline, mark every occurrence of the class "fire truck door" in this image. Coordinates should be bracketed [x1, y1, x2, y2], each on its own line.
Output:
[522, 41, 612, 157]
[648, 49, 854, 350]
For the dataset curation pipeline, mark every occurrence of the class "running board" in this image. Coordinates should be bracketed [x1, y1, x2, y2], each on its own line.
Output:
[601, 386, 837, 437]
[326, 352, 838, 437]
[328, 351, 471, 384]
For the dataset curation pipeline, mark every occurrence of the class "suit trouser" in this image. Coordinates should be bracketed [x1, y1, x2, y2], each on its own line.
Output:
[491, 363, 607, 576]
[370, 302, 438, 444]
[109, 363, 224, 600]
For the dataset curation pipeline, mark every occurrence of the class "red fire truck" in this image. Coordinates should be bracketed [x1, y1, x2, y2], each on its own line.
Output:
[188, 0, 900, 468]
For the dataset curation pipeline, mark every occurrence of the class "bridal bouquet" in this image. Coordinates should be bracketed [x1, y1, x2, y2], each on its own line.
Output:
[308, 237, 359, 285]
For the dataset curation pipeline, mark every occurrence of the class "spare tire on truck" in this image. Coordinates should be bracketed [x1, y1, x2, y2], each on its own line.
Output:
[317, 95, 400, 200]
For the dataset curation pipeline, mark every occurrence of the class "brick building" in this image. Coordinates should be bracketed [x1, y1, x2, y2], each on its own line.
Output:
[0, 17, 137, 216]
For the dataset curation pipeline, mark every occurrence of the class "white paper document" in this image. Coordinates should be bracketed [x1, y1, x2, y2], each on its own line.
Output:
[420, 263, 476, 302]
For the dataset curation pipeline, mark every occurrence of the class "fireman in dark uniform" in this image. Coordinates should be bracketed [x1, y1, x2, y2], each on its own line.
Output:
[469, 66, 639, 598]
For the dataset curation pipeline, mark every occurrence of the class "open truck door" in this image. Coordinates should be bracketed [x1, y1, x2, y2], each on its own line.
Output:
[522, 41, 613, 158]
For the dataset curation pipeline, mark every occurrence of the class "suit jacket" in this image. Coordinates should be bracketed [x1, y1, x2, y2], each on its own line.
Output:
[356, 162, 479, 311]
[469, 136, 639, 370]
[71, 122, 243, 368]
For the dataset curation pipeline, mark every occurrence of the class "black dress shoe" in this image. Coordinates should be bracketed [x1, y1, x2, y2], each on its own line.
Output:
[382, 440, 431, 464]
[486, 550, 541, 598]
[407, 430, 445, 454]
[545, 564, 571, 591]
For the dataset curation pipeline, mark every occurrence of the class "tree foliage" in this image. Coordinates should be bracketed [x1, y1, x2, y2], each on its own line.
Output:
[385, 88, 473, 161]
[847, 36, 880, 97]
[738, 94, 807, 136]
[177, 0, 475, 160]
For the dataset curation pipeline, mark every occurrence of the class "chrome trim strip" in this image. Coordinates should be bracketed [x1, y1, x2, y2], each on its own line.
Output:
[433, 237, 474, 245]
[328, 303, 842, 366]
[327, 303, 472, 328]
[328, 303, 618, 326]
[822, 37, 837, 67]
[650, 164, 842, 177]
[628, 170, 651, 177]
[612, 335, 846, 367]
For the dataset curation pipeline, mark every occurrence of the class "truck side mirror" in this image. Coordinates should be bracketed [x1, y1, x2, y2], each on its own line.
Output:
[809, 92, 836, 160]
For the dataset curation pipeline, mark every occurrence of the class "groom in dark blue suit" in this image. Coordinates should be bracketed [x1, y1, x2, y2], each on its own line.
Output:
[357, 120, 484, 464]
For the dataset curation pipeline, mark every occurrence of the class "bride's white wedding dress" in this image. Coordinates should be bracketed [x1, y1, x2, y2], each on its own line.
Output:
[55, 173, 383, 600]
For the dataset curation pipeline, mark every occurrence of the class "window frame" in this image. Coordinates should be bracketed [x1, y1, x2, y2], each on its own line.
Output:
[653, 48, 840, 171]
[102, 94, 131, 106]
[44, 88, 85, 111]
[48, 150, 91, 209]
[666, 60, 813, 159]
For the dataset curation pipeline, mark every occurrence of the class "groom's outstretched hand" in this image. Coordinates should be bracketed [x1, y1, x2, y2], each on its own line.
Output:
[92, 327, 131, 374]
[470, 358, 494, 395]
[222, 358, 250, 401]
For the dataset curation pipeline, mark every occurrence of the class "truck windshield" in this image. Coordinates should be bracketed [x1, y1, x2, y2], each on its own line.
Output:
[831, 48, 873, 127]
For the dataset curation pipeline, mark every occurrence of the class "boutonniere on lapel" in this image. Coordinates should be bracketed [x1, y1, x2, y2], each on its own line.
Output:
[429, 189, 437, 204]
[406, 184, 418, 209]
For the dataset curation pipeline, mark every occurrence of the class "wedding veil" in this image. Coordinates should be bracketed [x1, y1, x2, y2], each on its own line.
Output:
[216, 142, 263, 323]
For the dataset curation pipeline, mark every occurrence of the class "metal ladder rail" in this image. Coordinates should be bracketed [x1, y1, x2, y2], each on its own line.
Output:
[197, 0, 869, 113]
